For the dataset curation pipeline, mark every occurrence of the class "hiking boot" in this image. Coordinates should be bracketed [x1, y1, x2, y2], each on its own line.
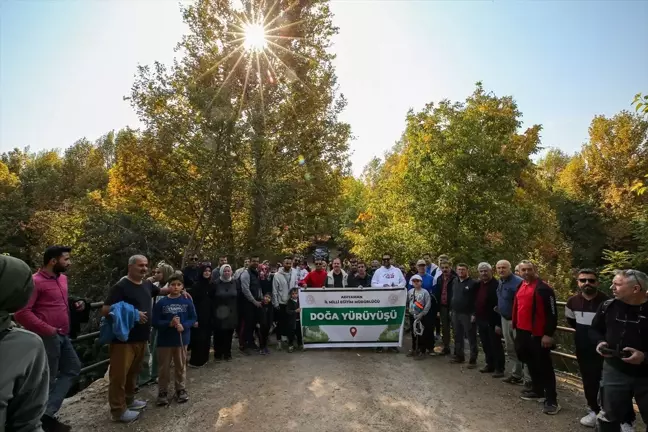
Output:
[479, 366, 494, 373]
[449, 356, 465, 364]
[579, 410, 596, 427]
[542, 401, 561, 415]
[502, 375, 524, 385]
[520, 390, 544, 402]
[41, 415, 72, 432]
[492, 371, 505, 379]
[127, 399, 147, 410]
[113, 409, 140, 423]
[176, 389, 189, 404]
[156, 392, 169, 406]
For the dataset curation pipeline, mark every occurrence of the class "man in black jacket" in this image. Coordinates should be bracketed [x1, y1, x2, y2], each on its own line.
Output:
[591, 269, 648, 432]
[474, 262, 504, 377]
[449, 263, 478, 366]
[239, 255, 262, 354]
[347, 262, 372, 287]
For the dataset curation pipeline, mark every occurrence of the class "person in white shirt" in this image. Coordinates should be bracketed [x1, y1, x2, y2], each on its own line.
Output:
[371, 253, 406, 287]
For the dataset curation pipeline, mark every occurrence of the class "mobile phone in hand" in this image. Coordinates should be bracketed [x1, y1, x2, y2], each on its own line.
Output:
[600, 347, 631, 358]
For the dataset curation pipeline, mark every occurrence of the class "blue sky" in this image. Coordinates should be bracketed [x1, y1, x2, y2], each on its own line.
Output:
[1, 1, 647, 176]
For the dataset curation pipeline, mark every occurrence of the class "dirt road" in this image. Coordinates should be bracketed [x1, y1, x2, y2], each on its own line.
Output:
[59, 343, 591, 432]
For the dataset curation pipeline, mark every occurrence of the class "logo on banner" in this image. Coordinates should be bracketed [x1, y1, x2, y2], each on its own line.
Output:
[306, 295, 315, 305]
[388, 294, 399, 305]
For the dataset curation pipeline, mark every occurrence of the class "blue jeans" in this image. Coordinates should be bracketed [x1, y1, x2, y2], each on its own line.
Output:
[41, 334, 81, 416]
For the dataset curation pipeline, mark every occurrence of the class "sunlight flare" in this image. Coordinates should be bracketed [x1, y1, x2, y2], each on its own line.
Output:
[243, 22, 268, 52]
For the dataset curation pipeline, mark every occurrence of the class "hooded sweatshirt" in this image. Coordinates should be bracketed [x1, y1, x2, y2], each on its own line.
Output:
[272, 267, 298, 307]
[0, 256, 49, 432]
[371, 266, 406, 288]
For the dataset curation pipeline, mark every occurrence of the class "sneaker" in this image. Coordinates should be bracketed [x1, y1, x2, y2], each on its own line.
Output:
[127, 399, 147, 411]
[113, 409, 140, 423]
[523, 380, 533, 391]
[259, 349, 267, 355]
[579, 411, 597, 428]
[176, 389, 189, 404]
[406, 350, 415, 357]
[449, 356, 465, 364]
[467, 362, 477, 369]
[479, 366, 494, 373]
[239, 347, 251, 356]
[156, 392, 169, 406]
[492, 371, 505, 378]
[502, 376, 524, 385]
[224, 355, 232, 361]
[41, 415, 72, 432]
[415, 352, 425, 360]
[264, 348, 270, 355]
[543, 401, 561, 415]
[299, 345, 305, 351]
[621, 423, 636, 432]
[375, 347, 384, 353]
[389, 347, 400, 353]
[276, 342, 283, 351]
[520, 390, 544, 402]
[288, 346, 294, 353]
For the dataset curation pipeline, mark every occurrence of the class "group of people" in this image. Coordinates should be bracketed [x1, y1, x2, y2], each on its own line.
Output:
[1, 246, 647, 432]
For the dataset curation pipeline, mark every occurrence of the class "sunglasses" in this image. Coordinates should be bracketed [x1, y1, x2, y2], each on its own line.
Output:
[382, 258, 391, 261]
[191, 257, 199, 261]
[578, 278, 597, 283]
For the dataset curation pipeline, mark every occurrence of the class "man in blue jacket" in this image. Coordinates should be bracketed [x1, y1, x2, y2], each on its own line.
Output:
[408, 260, 435, 293]
[495, 260, 530, 387]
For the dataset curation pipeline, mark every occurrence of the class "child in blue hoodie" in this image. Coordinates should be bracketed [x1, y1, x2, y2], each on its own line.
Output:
[152, 275, 196, 406]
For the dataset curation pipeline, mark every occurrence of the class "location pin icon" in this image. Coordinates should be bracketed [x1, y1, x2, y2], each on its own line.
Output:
[350, 327, 357, 337]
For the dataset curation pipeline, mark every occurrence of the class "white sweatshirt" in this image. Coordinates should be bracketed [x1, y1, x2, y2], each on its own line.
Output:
[371, 266, 406, 288]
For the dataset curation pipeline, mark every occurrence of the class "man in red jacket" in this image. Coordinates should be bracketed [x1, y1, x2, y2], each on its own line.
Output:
[14, 246, 84, 432]
[512, 260, 560, 415]
[300, 259, 328, 288]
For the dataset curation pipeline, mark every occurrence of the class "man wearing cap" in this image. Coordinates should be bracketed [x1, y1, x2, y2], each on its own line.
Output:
[408, 260, 435, 294]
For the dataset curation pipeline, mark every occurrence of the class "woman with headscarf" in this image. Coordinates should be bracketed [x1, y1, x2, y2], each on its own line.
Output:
[211, 264, 238, 361]
[188, 263, 214, 367]
[0, 255, 49, 431]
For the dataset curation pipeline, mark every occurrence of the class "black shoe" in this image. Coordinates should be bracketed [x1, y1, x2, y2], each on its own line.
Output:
[449, 356, 465, 364]
[542, 401, 561, 415]
[479, 366, 495, 373]
[520, 390, 545, 402]
[176, 389, 189, 403]
[492, 371, 505, 378]
[41, 415, 72, 432]
[467, 362, 477, 369]
[375, 347, 384, 353]
[224, 354, 232, 361]
[239, 347, 251, 356]
[502, 375, 524, 385]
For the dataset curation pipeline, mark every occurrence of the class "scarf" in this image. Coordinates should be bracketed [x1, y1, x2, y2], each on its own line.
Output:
[220, 264, 233, 282]
[0, 256, 35, 332]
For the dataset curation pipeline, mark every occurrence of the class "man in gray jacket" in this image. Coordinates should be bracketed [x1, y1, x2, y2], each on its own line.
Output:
[0, 255, 49, 432]
[272, 257, 298, 350]
[239, 256, 263, 353]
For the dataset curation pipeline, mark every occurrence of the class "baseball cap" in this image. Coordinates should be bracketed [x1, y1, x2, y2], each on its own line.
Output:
[416, 259, 426, 266]
[410, 274, 423, 282]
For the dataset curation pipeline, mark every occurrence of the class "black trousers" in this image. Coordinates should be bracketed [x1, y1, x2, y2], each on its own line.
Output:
[477, 320, 505, 372]
[188, 326, 212, 366]
[288, 321, 303, 346]
[410, 314, 433, 353]
[243, 303, 261, 348]
[259, 324, 271, 349]
[276, 304, 288, 342]
[213, 328, 234, 359]
[515, 330, 557, 403]
[577, 347, 604, 413]
[597, 363, 644, 431]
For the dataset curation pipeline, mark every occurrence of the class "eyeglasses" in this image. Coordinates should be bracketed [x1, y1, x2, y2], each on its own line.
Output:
[578, 278, 597, 283]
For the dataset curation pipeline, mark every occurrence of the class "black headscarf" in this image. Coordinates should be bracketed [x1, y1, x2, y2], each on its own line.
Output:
[0, 256, 35, 332]
[190, 263, 213, 326]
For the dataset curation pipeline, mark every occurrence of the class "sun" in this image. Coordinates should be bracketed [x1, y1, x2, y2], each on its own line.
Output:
[243, 22, 267, 52]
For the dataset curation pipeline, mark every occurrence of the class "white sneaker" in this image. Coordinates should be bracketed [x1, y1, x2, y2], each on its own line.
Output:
[621, 423, 636, 432]
[579, 411, 597, 428]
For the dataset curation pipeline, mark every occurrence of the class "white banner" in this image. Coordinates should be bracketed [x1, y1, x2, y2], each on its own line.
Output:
[299, 287, 407, 349]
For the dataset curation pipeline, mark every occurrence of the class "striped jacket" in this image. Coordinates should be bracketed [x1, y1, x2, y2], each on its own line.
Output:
[565, 291, 609, 353]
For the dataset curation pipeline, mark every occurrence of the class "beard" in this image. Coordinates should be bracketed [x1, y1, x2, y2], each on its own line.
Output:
[53, 262, 68, 274]
[582, 285, 597, 295]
